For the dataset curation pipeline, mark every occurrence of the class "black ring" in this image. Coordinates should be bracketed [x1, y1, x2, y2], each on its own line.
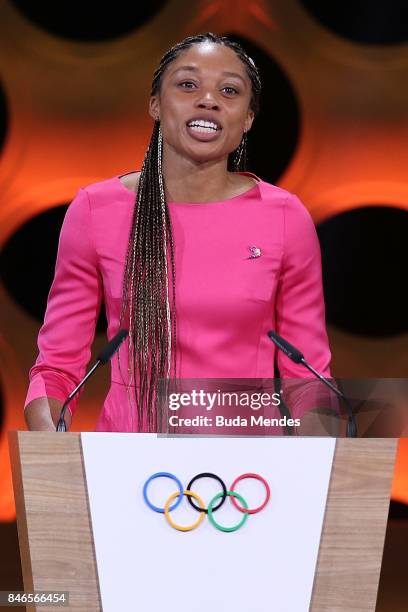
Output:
[186, 472, 227, 514]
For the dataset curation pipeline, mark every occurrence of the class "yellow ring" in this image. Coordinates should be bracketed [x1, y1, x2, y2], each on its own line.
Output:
[164, 490, 206, 532]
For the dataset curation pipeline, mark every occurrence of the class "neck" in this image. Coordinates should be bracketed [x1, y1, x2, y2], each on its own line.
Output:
[162, 144, 238, 203]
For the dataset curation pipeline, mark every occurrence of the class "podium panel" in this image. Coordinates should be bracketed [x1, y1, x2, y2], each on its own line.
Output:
[82, 434, 335, 611]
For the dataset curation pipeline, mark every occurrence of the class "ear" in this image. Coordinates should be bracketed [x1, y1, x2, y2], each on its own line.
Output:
[244, 108, 255, 133]
[149, 95, 160, 122]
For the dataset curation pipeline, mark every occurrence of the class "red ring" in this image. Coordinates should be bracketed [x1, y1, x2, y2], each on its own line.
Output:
[229, 473, 270, 514]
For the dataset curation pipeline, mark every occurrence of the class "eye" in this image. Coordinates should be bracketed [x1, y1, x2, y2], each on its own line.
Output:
[178, 81, 197, 89]
[222, 86, 239, 95]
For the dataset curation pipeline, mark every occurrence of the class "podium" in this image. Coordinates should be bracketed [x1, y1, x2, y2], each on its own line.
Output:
[9, 432, 397, 611]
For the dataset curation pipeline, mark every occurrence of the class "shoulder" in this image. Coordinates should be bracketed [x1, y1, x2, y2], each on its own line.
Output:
[256, 178, 303, 210]
[77, 171, 139, 210]
[257, 178, 313, 222]
[256, 178, 292, 203]
[117, 171, 141, 193]
[255, 178, 318, 254]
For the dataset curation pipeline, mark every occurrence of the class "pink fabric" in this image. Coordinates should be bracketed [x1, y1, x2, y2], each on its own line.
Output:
[24, 172, 333, 431]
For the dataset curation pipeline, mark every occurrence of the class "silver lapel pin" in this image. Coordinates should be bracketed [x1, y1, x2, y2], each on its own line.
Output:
[248, 245, 262, 259]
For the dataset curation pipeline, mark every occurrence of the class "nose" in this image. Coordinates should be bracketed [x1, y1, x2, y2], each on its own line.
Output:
[196, 91, 220, 111]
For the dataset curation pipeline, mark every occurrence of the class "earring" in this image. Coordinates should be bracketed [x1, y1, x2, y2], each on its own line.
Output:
[233, 131, 247, 171]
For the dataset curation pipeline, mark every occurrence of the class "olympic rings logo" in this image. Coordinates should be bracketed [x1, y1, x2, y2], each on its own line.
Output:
[143, 471, 270, 532]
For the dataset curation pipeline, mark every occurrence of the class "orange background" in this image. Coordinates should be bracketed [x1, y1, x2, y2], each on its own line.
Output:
[0, 0, 407, 523]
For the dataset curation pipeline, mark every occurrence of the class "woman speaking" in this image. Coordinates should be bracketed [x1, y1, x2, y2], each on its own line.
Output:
[24, 33, 334, 433]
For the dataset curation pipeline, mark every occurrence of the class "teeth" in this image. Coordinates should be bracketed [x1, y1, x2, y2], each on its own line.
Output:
[188, 119, 220, 130]
[189, 125, 217, 133]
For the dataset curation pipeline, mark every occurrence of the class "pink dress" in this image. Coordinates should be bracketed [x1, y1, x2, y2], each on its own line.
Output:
[24, 172, 333, 432]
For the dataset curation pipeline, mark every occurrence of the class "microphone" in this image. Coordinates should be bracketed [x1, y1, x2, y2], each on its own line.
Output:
[56, 329, 129, 432]
[96, 328, 129, 364]
[267, 331, 304, 364]
[267, 330, 357, 437]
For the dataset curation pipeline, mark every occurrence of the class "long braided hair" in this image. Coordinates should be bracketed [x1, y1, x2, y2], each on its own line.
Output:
[119, 33, 262, 431]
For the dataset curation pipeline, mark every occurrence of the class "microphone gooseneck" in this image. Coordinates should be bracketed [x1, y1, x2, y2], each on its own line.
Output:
[267, 330, 357, 438]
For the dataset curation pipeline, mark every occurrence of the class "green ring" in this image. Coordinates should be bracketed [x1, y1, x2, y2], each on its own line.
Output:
[207, 490, 249, 532]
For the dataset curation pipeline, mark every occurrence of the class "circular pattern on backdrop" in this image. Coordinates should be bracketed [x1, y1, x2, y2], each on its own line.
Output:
[317, 206, 408, 337]
[300, 1, 408, 45]
[0, 205, 107, 332]
[223, 33, 300, 184]
[10, 1, 168, 42]
[388, 500, 408, 519]
[0, 80, 10, 156]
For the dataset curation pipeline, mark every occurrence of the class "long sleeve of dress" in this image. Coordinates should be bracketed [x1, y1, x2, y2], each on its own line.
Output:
[24, 187, 103, 414]
[275, 194, 337, 418]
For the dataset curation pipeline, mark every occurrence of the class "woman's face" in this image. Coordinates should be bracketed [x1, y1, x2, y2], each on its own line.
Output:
[149, 42, 255, 165]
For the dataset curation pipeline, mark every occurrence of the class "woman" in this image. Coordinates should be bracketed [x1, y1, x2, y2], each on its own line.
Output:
[24, 33, 334, 433]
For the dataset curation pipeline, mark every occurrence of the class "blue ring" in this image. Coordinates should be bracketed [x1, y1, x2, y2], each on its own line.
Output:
[143, 472, 184, 513]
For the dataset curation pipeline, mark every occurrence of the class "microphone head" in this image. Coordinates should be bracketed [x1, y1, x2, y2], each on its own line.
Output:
[267, 330, 304, 364]
[97, 328, 129, 365]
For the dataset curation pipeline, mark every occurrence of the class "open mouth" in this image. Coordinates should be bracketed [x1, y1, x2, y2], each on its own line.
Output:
[186, 118, 222, 134]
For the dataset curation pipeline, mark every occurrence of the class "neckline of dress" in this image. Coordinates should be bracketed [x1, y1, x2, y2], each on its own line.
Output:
[114, 171, 261, 205]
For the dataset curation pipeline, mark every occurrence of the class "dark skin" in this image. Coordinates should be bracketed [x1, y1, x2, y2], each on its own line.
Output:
[25, 398, 71, 432]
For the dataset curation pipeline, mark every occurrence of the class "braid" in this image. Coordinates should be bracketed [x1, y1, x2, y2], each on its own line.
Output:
[119, 122, 176, 432]
[120, 33, 261, 432]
